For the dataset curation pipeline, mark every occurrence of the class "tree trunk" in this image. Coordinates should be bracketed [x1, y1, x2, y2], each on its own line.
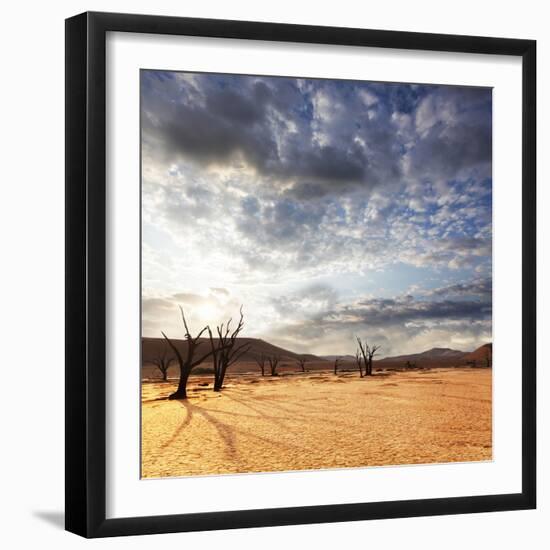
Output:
[213, 370, 224, 391]
[214, 362, 231, 391]
[168, 369, 190, 399]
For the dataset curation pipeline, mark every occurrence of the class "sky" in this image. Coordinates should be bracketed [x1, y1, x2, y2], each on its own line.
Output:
[141, 70, 492, 357]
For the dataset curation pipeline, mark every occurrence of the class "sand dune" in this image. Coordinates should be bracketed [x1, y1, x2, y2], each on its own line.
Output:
[379, 347, 466, 363]
[464, 343, 493, 362]
[141, 367, 492, 478]
[142, 337, 328, 378]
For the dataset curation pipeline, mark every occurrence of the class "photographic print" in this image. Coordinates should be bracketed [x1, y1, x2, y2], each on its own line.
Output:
[140, 70, 493, 479]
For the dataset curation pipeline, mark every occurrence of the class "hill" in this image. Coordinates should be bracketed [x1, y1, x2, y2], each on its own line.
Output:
[379, 347, 466, 363]
[463, 343, 492, 364]
[142, 338, 493, 379]
[321, 354, 357, 362]
[142, 337, 327, 378]
[142, 336, 325, 363]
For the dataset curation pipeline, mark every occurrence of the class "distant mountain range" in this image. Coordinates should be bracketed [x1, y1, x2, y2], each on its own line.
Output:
[379, 344, 492, 365]
[379, 347, 466, 362]
[463, 343, 492, 362]
[323, 344, 493, 365]
[142, 337, 492, 376]
[321, 355, 356, 362]
[142, 337, 326, 365]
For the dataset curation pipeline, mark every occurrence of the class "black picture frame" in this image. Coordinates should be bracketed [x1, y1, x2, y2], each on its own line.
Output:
[65, 11, 536, 538]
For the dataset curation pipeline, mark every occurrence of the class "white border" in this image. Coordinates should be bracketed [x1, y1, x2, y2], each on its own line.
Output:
[106, 32, 522, 519]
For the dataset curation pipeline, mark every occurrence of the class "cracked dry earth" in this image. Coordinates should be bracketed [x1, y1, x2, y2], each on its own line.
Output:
[141, 367, 492, 478]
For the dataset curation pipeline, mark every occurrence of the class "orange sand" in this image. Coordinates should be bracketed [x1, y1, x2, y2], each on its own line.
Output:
[141, 367, 492, 478]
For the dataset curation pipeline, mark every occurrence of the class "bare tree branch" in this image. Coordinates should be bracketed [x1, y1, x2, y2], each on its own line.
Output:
[208, 306, 248, 391]
[148, 344, 176, 381]
[356, 336, 381, 376]
[296, 357, 307, 373]
[355, 349, 364, 377]
[268, 355, 280, 376]
[255, 354, 267, 376]
[162, 308, 215, 399]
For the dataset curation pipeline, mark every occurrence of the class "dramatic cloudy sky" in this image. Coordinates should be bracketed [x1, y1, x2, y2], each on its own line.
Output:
[141, 70, 492, 356]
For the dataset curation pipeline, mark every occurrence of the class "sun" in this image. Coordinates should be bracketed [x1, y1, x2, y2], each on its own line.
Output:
[196, 301, 218, 323]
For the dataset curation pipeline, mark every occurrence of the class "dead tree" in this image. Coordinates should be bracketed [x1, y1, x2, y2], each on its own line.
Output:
[255, 353, 267, 376]
[208, 306, 250, 392]
[296, 357, 307, 373]
[355, 349, 364, 377]
[356, 337, 369, 376]
[162, 307, 216, 400]
[268, 355, 280, 376]
[333, 357, 340, 375]
[149, 346, 175, 381]
[356, 337, 381, 376]
[367, 344, 381, 375]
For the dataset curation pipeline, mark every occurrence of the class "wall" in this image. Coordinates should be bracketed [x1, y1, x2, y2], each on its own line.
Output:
[0, 1, 547, 548]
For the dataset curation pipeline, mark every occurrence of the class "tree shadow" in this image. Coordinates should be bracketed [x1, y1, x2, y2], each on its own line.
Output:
[162, 400, 240, 466]
[206, 394, 303, 437]
[224, 393, 297, 420]
[182, 401, 239, 463]
[225, 390, 365, 431]
[161, 402, 193, 449]
[227, 391, 316, 415]
[191, 401, 238, 460]
[224, 391, 369, 438]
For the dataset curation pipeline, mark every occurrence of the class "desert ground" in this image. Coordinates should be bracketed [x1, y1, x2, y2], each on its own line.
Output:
[141, 367, 492, 478]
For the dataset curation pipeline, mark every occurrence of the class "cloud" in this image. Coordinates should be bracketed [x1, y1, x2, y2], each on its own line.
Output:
[267, 284, 491, 356]
[426, 277, 492, 299]
[271, 284, 339, 319]
[337, 295, 491, 326]
[210, 287, 229, 296]
[142, 73, 410, 198]
[406, 87, 492, 184]
[140, 71, 493, 354]
[142, 289, 241, 338]
[142, 71, 491, 280]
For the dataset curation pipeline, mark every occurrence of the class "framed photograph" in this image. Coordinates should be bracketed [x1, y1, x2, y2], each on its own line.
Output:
[65, 11, 536, 538]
